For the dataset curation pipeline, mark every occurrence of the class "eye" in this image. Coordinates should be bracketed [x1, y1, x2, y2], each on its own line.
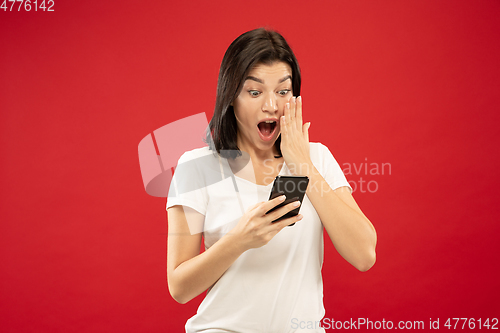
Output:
[278, 89, 291, 96]
[248, 90, 261, 97]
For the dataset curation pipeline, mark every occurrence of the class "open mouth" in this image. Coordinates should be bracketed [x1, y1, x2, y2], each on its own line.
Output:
[257, 120, 277, 141]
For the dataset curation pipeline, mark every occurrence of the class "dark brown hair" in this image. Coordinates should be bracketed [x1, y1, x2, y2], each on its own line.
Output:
[205, 28, 301, 159]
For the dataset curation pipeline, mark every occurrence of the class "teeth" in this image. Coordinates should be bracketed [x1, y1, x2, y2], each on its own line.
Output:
[265, 120, 275, 123]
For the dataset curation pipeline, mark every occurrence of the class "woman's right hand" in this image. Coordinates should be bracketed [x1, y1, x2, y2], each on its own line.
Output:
[167, 195, 302, 303]
[230, 195, 302, 251]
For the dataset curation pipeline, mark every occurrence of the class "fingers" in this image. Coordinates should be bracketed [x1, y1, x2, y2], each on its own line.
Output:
[280, 113, 287, 141]
[248, 201, 264, 212]
[264, 200, 301, 223]
[281, 97, 293, 135]
[276, 214, 303, 229]
[284, 96, 303, 133]
[303, 122, 310, 143]
[288, 96, 296, 125]
[296, 96, 303, 131]
[257, 195, 286, 215]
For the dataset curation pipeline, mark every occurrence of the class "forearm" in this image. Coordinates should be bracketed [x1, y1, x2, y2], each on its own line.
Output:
[305, 164, 377, 271]
[168, 232, 245, 304]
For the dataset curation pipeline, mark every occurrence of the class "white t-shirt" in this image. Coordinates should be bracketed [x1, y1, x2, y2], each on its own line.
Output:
[166, 142, 351, 333]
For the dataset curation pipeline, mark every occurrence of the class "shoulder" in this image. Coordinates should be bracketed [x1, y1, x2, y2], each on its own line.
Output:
[308, 142, 326, 151]
[308, 141, 345, 173]
[174, 146, 223, 182]
[308, 142, 332, 160]
[177, 146, 213, 163]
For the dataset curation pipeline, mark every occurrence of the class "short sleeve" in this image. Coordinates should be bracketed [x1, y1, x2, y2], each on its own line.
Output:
[318, 143, 352, 193]
[166, 149, 209, 216]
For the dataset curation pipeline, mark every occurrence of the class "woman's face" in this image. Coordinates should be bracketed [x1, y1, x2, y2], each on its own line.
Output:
[233, 61, 293, 155]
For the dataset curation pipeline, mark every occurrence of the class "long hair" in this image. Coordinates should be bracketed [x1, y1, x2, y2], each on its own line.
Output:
[205, 28, 301, 159]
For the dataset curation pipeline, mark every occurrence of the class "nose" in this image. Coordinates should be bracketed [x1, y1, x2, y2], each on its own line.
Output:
[262, 92, 278, 112]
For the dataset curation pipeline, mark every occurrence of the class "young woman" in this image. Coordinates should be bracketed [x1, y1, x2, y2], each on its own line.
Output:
[166, 28, 377, 332]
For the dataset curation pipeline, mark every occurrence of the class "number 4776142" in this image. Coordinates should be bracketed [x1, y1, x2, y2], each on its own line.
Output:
[1, 0, 55, 11]
[444, 318, 498, 330]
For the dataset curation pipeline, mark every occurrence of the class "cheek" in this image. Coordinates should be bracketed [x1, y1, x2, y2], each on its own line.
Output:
[277, 99, 287, 113]
[234, 97, 258, 117]
[233, 102, 252, 126]
[232, 97, 245, 117]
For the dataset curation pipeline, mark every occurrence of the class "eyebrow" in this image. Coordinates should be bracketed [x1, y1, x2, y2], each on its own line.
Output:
[244, 75, 292, 84]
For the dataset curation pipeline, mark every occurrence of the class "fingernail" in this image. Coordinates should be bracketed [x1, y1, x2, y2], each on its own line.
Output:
[293, 97, 296, 102]
[280, 195, 286, 201]
[297, 96, 302, 102]
[293, 201, 301, 207]
[297, 214, 303, 220]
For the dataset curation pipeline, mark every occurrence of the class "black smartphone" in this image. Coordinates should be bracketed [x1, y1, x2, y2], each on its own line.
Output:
[266, 176, 309, 226]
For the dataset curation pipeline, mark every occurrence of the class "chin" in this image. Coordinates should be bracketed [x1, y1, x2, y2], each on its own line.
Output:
[256, 137, 278, 152]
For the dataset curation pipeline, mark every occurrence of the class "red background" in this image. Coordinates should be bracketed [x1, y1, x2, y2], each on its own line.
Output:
[1, 0, 499, 331]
